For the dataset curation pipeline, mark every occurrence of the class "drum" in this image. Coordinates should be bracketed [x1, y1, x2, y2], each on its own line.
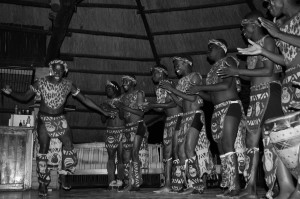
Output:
[263, 111, 300, 178]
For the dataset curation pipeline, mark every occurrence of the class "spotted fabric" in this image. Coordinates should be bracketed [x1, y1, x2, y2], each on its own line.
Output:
[30, 77, 75, 110]
[206, 56, 241, 92]
[176, 72, 204, 105]
[276, 12, 300, 67]
[105, 127, 124, 149]
[121, 90, 146, 118]
[247, 35, 282, 73]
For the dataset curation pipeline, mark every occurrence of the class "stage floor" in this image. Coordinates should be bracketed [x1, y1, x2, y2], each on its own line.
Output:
[0, 188, 267, 199]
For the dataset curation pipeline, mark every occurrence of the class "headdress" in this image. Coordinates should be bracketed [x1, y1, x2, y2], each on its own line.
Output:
[208, 39, 228, 53]
[150, 65, 168, 75]
[172, 56, 193, 66]
[106, 80, 119, 91]
[241, 19, 262, 27]
[122, 75, 137, 84]
[48, 59, 68, 75]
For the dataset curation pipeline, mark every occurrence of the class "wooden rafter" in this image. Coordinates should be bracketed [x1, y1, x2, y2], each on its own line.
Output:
[135, 0, 160, 65]
[46, 0, 78, 64]
[152, 24, 241, 36]
[68, 28, 148, 40]
[0, 0, 137, 9]
[159, 48, 238, 58]
[60, 53, 155, 62]
[138, 0, 247, 14]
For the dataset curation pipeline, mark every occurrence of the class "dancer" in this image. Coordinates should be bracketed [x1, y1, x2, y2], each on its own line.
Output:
[237, 2, 300, 198]
[188, 38, 246, 198]
[141, 65, 183, 193]
[101, 80, 125, 190]
[114, 75, 148, 192]
[1, 60, 114, 197]
[160, 56, 212, 194]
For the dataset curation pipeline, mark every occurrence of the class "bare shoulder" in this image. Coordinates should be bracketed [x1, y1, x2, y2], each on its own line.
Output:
[264, 36, 276, 51]
[190, 72, 202, 84]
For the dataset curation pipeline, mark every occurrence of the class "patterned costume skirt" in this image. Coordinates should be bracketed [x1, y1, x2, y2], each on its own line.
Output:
[246, 81, 281, 134]
[211, 100, 247, 174]
[122, 120, 149, 168]
[179, 110, 213, 176]
[282, 65, 300, 113]
[163, 113, 182, 146]
[38, 113, 69, 138]
[105, 126, 124, 149]
[263, 111, 300, 198]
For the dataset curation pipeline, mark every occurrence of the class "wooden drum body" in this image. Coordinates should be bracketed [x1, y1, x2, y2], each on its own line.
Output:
[263, 111, 300, 178]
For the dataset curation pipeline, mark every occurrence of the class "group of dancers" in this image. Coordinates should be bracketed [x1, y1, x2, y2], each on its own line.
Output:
[2, 0, 300, 198]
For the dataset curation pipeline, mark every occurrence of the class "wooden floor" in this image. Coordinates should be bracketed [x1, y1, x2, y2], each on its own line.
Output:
[0, 188, 267, 199]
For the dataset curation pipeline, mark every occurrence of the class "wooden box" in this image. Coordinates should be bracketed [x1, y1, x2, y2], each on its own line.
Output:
[0, 126, 33, 190]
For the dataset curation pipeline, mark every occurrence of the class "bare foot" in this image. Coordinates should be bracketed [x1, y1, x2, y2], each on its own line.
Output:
[153, 186, 172, 193]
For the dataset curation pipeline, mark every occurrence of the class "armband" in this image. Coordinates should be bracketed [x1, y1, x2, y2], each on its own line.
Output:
[72, 88, 80, 96]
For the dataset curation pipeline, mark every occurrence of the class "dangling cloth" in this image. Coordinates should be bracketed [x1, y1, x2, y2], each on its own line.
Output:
[246, 82, 274, 134]
[179, 110, 213, 177]
[163, 113, 182, 146]
[122, 120, 149, 169]
[105, 126, 124, 149]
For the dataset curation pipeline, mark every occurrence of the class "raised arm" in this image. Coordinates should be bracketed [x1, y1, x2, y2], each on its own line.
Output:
[117, 91, 145, 117]
[72, 84, 112, 117]
[220, 37, 278, 78]
[259, 17, 300, 48]
[238, 39, 285, 66]
[1, 83, 36, 102]
[160, 74, 201, 102]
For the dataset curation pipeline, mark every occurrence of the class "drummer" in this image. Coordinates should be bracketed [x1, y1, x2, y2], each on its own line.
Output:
[217, 10, 293, 199]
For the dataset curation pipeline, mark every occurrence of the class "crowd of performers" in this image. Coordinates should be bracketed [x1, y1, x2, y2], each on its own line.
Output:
[2, 0, 300, 198]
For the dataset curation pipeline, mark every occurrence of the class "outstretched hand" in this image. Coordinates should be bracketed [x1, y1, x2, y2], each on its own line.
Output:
[217, 67, 238, 78]
[258, 17, 281, 38]
[237, 39, 263, 55]
[106, 111, 117, 118]
[1, 85, 12, 95]
[159, 81, 173, 91]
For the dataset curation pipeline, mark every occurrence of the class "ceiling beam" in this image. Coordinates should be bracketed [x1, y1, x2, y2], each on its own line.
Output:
[68, 28, 148, 40]
[159, 48, 238, 58]
[0, 0, 50, 8]
[77, 3, 137, 9]
[60, 53, 155, 62]
[0, 24, 72, 37]
[152, 24, 241, 36]
[0, 24, 50, 35]
[138, 0, 247, 14]
[0, 0, 138, 9]
[46, 0, 79, 64]
[135, 0, 160, 66]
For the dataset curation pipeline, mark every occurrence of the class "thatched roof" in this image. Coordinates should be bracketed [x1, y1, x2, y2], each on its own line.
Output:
[0, 0, 267, 143]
